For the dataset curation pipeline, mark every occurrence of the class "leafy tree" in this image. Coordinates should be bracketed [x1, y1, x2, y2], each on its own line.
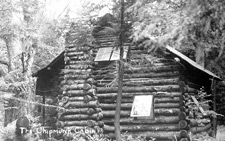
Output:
[0, 0, 22, 72]
[0, 0, 109, 127]
[0, 0, 64, 125]
[124, 0, 225, 78]
[33, 17, 68, 72]
[186, 0, 225, 76]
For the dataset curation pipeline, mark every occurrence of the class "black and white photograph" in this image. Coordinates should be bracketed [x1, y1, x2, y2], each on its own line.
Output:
[0, 0, 225, 140]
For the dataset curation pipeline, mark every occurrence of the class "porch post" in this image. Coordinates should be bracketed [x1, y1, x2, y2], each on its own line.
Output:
[211, 78, 217, 137]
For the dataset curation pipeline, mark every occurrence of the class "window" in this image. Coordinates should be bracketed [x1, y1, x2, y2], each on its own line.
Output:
[94, 46, 129, 62]
[130, 95, 154, 119]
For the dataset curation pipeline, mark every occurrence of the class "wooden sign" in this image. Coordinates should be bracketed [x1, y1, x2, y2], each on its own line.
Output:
[130, 95, 154, 119]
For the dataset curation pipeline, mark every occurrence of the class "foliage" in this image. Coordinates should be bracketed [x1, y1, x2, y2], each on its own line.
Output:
[25, 131, 153, 141]
[33, 17, 69, 71]
[216, 125, 225, 141]
[191, 132, 217, 141]
[64, 0, 107, 47]
[0, 115, 42, 141]
[70, 132, 106, 141]
[186, 0, 225, 76]
[184, 87, 225, 140]
[0, 119, 17, 140]
[125, 0, 225, 78]
[111, 0, 136, 20]
[186, 87, 215, 119]
[0, 0, 68, 127]
[0, 0, 117, 130]
[127, 0, 186, 46]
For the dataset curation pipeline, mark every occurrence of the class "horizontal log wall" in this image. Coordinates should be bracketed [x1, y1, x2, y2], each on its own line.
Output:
[33, 16, 215, 141]
[56, 32, 213, 141]
[57, 24, 103, 140]
[58, 22, 213, 140]
[93, 34, 184, 140]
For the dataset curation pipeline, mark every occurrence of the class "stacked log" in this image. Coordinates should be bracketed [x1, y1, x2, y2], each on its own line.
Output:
[56, 16, 213, 141]
[57, 27, 213, 141]
[177, 81, 190, 140]
[32, 14, 217, 141]
[56, 24, 103, 137]
[92, 37, 184, 140]
[179, 79, 212, 140]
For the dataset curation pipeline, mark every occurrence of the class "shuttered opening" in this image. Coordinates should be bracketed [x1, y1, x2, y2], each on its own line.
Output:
[94, 46, 129, 61]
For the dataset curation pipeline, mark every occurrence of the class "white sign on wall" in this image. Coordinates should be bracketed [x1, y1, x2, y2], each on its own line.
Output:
[130, 95, 154, 119]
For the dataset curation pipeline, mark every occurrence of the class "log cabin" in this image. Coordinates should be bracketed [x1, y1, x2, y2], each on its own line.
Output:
[33, 14, 222, 141]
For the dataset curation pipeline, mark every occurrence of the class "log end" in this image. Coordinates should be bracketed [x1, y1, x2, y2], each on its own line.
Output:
[179, 120, 188, 130]
[180, 130, 188, 138]
[178, 112, 186, 120]
[180, 138, 189, 141]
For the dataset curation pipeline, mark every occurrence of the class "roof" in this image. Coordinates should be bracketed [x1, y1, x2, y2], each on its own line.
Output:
[33, 46, 222, 82]
[32, 51, 64, 77]
[166, 45, 222, 81]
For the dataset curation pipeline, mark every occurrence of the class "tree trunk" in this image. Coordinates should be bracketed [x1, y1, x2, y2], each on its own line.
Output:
[0, 98, 4, 128]
[211, 79, 217, 137]
[4, 37, 14, 72]
[115, 0, 125, 140]
[195, 45, 205, 67]
[21, 0, 37, 117]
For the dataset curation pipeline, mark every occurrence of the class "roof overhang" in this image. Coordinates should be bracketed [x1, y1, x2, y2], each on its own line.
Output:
[32, 51, 65, 77]
[166, 45, 222, 81]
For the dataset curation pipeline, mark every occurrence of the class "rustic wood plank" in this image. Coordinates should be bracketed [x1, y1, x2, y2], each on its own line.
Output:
[190, 96, 206, 116]
[103, 116, 180, 125]
[110, 46, 129, 60]
[96, 92, 182, 98]
[95, 47, 113, 61]
[104, 124, 180, 132]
